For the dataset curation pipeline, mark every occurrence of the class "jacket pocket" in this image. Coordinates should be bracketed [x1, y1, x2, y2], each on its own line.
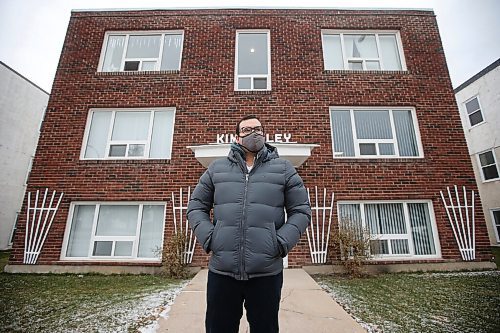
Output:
[269, 222, 280, 257]
[210, 219, 224, 252]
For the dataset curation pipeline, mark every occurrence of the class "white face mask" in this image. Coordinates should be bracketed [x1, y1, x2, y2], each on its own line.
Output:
[240, 132, 265, 153]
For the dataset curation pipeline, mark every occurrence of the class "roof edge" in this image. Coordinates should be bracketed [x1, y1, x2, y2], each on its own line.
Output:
[454, 58, 500, 93]
[71, 6, 435, 13]
[0, 61, 50, 95]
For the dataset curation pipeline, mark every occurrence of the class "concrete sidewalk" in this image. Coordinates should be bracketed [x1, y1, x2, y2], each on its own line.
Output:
[157, 268, 365, 332]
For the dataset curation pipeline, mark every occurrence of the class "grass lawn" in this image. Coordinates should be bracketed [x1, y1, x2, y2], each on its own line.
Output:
[314, 270, 500, 333]
[0, 251, 192, 332]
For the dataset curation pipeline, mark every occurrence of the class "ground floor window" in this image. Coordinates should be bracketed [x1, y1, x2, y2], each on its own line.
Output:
[337, 201, 440, 259]
[62, 203, 165, 261]
[491, 209, 500, 243]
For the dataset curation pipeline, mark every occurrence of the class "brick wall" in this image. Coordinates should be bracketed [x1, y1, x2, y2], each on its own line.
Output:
[8, 8, 492, 267]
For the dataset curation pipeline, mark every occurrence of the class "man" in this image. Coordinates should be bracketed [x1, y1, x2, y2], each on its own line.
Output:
[187, 115, 312, 333]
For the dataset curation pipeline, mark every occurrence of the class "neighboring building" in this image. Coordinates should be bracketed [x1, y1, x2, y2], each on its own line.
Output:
[5, 8, 494, 274]
[455, 59, 500, 246]
[0, 62, 49, 251]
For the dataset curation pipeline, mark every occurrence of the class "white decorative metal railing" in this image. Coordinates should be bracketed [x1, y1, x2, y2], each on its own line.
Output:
[172, 186, 196, 264]
[440, 185, 476, 261]
[306, 186, 335, 264]
[24, 188, 64, 264]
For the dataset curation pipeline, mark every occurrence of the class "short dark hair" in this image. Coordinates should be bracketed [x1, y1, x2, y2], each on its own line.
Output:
[236, 115, 262, 136]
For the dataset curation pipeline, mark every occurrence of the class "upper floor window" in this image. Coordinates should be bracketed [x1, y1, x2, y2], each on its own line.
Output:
[99, 31, 184, 72]
[322, 31, 406, 71]
[477, 149, 499, 181]
[235, 30, 271, 90]
[330, 107, 423, 158]
[81, 108, 175, 160]
[464, 96, 484, 127]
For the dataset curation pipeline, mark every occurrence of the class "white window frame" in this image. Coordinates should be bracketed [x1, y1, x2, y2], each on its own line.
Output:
[491, 208, 500, 243]
[321, 30, 407, 71]
[329, 106, 424, 159]
[234, 30, 271, 91]
[97, 30, 184, 72]
[337, 200, 441, 260]
[464, 95, 485, 128]
[476, 148, 500, 182]
[60, 202, 166, 262]
[80, 107, 176, 160]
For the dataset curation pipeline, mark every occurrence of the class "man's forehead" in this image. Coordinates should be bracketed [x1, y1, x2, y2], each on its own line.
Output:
[240, 118, 262, 127]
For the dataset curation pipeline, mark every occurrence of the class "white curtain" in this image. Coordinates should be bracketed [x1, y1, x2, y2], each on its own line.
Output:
[323, 34, 343, 69]
[95, 205, 139, 236]
[354, 110, 392, 139]
[85, 111, 112, 158]
[102, 35, 125, 71]
[379, 35, 402, 70]
[161, 34, 183, 70]
[149, 111, 175, 158]
[66, 205, 95, 257]
[331, 110, 355, 156]
[138, 205, 164, 258]
[238, 33, 268, 75]
[125, 35, 161, 58]
[393, 110, 418, 156]
[111, 111, 150, 141]
[409, 203, 436, 255]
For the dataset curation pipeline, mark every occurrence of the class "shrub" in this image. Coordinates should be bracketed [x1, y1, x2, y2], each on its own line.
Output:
[154, 232, 190, 279]
[329, 217, 378, 277]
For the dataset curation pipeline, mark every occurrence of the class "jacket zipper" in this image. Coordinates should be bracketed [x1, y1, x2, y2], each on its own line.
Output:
[240, 172, 249, 280]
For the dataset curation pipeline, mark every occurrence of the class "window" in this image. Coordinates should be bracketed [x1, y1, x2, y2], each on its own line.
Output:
[81, 108, 175, 160]
[477, 150, 499, 181]
[491, 209, 500, 243]
[62, 203, 165, 260]
[464, 96, 484, 127]
[99, 31, 184, 72]
[322, 31, 406, 71]
[338, 201, 440, 258]
[330, 107, 422, 158]
[235, 30, 271, 90]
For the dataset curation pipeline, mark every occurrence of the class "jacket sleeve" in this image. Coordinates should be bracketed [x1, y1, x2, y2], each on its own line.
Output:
[276, 159, 312, 257]
[187, 163, 215, 254]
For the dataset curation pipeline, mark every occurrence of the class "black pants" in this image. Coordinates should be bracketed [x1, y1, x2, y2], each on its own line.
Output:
[205, 270, 284, 333]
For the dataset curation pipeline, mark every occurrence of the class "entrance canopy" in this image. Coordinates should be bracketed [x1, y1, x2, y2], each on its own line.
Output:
[187, 143, 319, 168]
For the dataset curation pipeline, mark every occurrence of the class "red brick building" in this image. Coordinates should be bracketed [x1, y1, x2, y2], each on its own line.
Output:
[6, 8, 494, 273]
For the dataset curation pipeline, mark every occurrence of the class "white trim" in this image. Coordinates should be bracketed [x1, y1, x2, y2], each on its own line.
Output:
[476, 148, 500, 182]
[60, 201, 166, 262]
[234, 29, 271, 91]
[80, 107, 176, 160]
[490, 208, 500, 243]
[98, 30, 184, 72]
[321, 30, 407, 71]
[329, 106, 424, 159]
[336, 199, 441, 260]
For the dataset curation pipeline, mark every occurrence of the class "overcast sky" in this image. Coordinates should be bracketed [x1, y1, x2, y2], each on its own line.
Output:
[1, 0, 499, 92]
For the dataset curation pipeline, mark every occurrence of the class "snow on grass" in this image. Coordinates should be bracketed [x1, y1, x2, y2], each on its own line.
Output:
[313, 270, 500, 333]
[0, 272, 192, 332]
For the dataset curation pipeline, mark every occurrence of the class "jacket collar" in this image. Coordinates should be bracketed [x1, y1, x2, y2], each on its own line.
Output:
[228, 142, 279, 166]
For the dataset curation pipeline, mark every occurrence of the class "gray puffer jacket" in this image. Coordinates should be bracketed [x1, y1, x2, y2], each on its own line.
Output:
[187, 142, 311, 280]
